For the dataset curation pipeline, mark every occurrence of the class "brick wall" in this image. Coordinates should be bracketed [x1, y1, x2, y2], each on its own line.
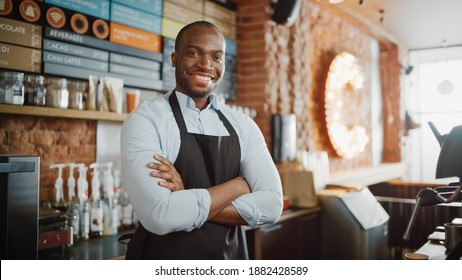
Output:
[0, 115, 96, 201]
[235, 0, 400, 171]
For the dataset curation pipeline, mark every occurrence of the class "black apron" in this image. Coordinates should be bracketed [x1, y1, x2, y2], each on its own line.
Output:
[124, 92, 248, 260]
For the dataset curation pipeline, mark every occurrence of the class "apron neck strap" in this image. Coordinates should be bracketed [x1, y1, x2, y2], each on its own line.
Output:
[169, 91, 238, 137]
[169, 91, 188, 133]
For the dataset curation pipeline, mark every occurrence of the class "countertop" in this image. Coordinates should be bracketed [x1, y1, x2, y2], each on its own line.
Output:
[416, 240, 462, 260]
[39, 230, 131, 260]
[38, 207, 321, 260]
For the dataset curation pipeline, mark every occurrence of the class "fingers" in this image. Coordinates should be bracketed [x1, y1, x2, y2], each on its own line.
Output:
[149, 159, 173, 182]
[158, 180, 176, 191]
[147, 155, 174, 171]
[154, 154, 174, 167]
[151, 169, 173, 180]
[148, 162, 171, 172]
[147, 154, 184, 192]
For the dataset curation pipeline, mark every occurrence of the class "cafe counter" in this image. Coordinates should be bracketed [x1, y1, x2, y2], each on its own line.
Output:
[38, 207, 321, 260]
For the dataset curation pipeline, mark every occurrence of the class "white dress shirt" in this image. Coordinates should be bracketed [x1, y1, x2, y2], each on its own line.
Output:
[121, 91, 283, 235]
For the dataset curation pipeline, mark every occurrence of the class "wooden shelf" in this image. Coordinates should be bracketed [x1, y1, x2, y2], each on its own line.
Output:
[0, 104, 128, 122]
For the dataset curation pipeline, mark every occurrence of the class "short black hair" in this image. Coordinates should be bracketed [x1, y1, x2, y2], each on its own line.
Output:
[174, 21, 223, 52]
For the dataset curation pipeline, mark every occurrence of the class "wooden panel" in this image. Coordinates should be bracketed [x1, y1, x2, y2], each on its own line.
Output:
[0, 104, 127, 122]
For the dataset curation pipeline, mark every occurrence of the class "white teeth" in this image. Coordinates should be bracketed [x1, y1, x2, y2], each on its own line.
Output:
[192, 74, 211, 81]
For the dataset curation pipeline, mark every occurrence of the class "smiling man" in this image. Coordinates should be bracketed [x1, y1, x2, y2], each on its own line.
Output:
[121, 21, 283, 260]
[172, 22, 224, 106]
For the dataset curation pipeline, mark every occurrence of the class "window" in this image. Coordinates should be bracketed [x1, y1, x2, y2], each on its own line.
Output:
[405, 46, 462, 184]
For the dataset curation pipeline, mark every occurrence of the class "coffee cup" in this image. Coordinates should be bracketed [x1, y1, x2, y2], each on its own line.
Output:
[444, 222, 462, 251]
[404, 252, 429, 260]
[126, 90, 140, 113]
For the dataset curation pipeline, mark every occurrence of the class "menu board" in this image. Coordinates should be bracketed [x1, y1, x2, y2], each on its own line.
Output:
[0, 0, 237, 96]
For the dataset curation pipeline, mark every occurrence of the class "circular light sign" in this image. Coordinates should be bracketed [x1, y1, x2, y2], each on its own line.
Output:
[324, 52, 369, 158]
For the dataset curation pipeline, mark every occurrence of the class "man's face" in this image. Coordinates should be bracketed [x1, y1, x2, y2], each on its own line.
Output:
[172, 26, 225, 100]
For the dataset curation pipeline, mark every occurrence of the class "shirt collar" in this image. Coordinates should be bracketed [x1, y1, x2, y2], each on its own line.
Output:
[167, 90, 220, 111]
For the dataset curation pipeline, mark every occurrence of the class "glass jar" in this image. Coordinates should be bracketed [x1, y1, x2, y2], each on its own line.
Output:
[46, 77, 68, 109]
[24, 74, 46, 106]
[35, 76, 46, 106]
[68, 80, 87, 110]
[24, 74, 35, 105]
[0, 71, 24, 105]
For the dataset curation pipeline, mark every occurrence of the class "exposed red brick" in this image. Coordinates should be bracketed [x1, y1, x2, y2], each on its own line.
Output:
[34, 130, 57, 146]
[238, 39, 266, 48]
[68, 145, 96, 159]
[79, 129, 96, 145]
[235, 0, 400, 171]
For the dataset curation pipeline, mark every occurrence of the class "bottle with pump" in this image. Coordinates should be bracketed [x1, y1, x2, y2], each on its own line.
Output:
[81, 201, 90, 240]
[65, 163, 80, 241]
[89, 163, 103, 238]
[119, 186, 135, 231]
[100, 162, 118, 235]
[50, 163, 67, 211]
[67, 163, 76, 202]
[113, 169, 122, 229]
[76, 163, 89, 240]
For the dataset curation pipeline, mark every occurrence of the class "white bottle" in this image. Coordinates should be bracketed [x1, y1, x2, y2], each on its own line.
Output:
[76, 163, 89, 240]
[67, 163, 76, 202]
[89, 163, 103, 238]
[100, 162, 114, 198]
[49, 163, 66, 211]
[119, 186, 134, 231]
[113, 169, 122, 228]
[100, 162, 118, 235]
[76, 163, 88, 203]
[66, 198, 80, 242]
[66, 163, 80, 241]
[81, 201, 90, 240]
[113, 169, 121, 197]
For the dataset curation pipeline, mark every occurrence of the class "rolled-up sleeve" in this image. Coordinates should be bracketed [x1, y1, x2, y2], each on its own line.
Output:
[121, 105, 211, 235]
[231, 119, 283, 228]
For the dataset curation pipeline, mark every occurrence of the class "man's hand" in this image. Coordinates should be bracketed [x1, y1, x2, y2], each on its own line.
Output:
[148, 154, 184, 192]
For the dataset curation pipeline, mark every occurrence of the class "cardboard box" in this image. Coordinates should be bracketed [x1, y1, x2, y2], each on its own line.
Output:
[109, 22, 162, 53]
[281, 170, 318, 208]
[163, 0, 203, 25]
[44, 0, 110, 20]
[0, 43, 42, 73]
[204, 0, 235, 25]
[111, 0, 162, 16]
[0, 17, 42, 49]
[110, 2, 162, 34]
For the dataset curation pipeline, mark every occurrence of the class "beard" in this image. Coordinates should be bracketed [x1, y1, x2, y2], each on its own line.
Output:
[175, 67, 221, 99]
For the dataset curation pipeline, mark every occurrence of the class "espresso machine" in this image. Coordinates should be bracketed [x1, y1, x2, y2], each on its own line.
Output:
[403, 123, 462, 259]
[0, 155, 39, 259]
